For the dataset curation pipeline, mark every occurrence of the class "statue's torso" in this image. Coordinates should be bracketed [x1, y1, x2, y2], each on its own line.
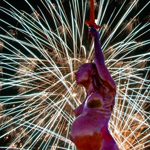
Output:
[83, 85, 115, 119]
[70, 86, 117, 150]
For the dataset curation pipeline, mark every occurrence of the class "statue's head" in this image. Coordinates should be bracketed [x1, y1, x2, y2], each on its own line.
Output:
[75, 63, 98, 85]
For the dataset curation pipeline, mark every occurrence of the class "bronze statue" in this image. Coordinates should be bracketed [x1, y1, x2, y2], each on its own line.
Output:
[70, 26, 119, 150]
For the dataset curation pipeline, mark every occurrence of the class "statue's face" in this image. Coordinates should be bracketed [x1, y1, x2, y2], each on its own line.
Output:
[75, 64, 91, 85]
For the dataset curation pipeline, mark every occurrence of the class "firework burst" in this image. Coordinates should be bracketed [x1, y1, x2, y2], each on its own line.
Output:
[0, 0, 150, 149]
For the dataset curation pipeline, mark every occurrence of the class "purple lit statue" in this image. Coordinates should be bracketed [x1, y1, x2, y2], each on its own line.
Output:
[70, 26, 119, 150]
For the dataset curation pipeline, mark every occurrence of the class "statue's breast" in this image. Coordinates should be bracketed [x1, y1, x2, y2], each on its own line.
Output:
[83, 86, 115, 117]
[86, 92, 104, 109]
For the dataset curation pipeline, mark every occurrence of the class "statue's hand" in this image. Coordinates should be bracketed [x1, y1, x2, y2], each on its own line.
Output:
[89, 25, 99, 38]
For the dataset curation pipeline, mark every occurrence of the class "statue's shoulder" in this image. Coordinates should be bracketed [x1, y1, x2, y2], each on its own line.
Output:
[101, 84, 116, 95]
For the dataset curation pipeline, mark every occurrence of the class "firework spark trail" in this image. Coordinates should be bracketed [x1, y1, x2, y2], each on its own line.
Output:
[0, 0, 150, 149]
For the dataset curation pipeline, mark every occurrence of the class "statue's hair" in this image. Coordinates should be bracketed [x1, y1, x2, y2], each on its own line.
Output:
[80, 63, 96, 71]
[80, 63, 102, 88]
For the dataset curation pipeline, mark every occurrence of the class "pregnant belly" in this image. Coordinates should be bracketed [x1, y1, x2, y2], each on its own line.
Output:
[70, 113, 106, 150]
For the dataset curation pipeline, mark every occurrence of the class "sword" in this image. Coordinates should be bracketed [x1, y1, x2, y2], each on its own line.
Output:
[85, 0, 101, 29]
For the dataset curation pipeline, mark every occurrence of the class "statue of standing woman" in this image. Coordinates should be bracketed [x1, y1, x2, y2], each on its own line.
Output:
[70, 26, 119, 150]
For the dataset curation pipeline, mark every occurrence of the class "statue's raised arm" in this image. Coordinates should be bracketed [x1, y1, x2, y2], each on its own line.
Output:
[89, 25, 116, 92]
